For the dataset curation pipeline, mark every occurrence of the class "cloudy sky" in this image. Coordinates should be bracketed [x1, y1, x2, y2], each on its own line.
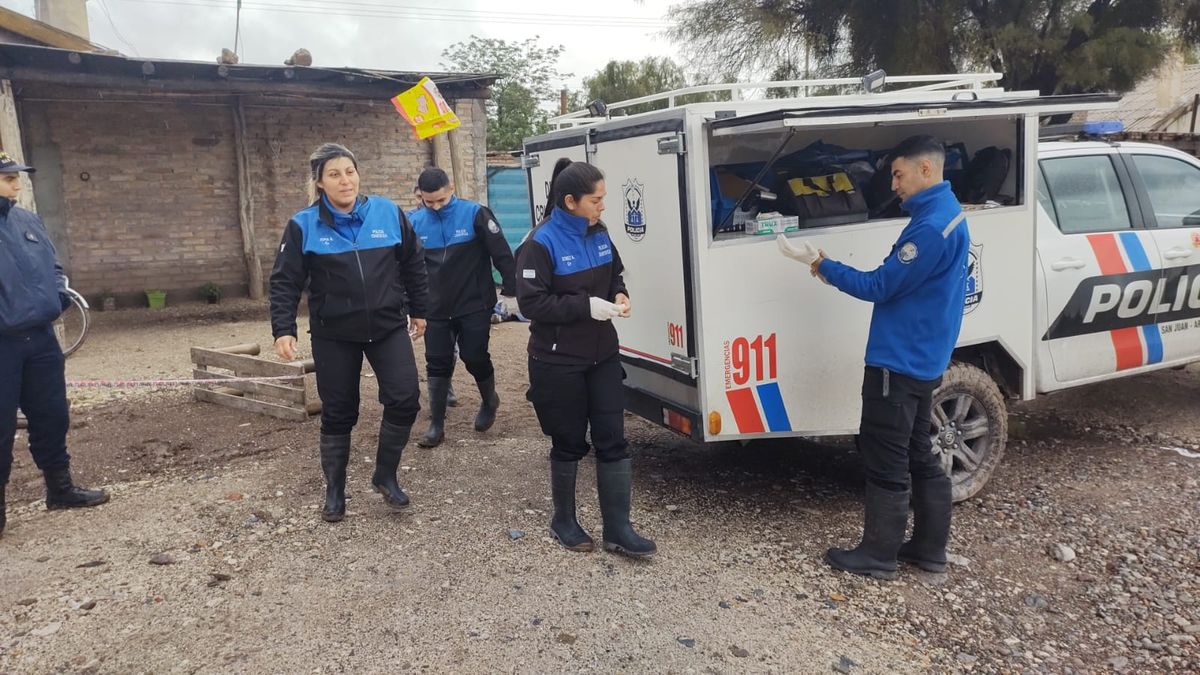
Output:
[2, 0, 682, 90]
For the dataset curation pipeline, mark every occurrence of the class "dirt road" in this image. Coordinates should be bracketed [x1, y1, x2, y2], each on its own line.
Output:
[1, 301, 1196, 673]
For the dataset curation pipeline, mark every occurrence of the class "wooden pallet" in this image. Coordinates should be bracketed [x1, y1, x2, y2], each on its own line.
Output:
[191, 343, 320, 421]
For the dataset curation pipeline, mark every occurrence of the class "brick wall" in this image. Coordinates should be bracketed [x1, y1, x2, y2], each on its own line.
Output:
[241, 98, 435, 289]
[18, 85, 487, 302]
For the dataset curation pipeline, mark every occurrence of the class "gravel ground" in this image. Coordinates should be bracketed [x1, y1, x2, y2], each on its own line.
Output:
[1, 300, 1197, 674]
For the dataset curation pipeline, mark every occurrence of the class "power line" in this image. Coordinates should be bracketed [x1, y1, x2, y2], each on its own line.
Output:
[91, 0, 140, 55]
[109, 0, 675, 28]
[223, 0, 671, 24]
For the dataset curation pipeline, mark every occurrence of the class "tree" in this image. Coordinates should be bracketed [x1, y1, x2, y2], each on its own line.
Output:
[579, 57, 734, 115]
[667, 0, 1200, 95]
[583, 57, 687, 114]
[441, 36, 570, 151]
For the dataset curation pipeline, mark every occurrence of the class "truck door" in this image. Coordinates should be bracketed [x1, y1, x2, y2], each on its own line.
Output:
[586, 119, 696, 379]
[1037, 150, 1162, 386]
[522, 140, 588, 228]
[1122, 149, 1200, 363]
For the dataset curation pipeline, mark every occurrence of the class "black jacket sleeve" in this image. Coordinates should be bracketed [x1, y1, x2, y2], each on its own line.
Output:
[269, 220, 307, 339]
[515, 239, 589, 324]
[608, 242, 628, 301]
[474, 207, 517, 297]
[396, 208, 430, 319]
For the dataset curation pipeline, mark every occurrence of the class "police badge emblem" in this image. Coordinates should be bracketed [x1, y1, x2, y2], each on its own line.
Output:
[623, 179, 646, 242]
[964, 241, 983, 314]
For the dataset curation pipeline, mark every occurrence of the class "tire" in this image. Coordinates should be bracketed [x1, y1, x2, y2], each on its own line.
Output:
[930, 362, 1007, 503]
[54, 291, 89, 357]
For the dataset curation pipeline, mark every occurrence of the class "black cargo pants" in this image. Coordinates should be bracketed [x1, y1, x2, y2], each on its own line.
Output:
[856, 366, 947, 493]
[526, 355, 628, 463]
[311, 326, 421, 436]
[424, 309, 494, 382]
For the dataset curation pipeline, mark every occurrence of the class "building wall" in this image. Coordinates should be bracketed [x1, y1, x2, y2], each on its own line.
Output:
[17, 85, 487, 303]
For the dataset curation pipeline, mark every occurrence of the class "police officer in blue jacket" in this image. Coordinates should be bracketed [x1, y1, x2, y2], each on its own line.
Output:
[409, 168, 517, 448]
[270, 143, 429, 523]
[0, 154, 109, 539]
[779, 135, 969, 579]
[516, 159, 655, 558]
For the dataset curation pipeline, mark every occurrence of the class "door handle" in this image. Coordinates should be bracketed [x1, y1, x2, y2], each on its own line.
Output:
[1164, 247, 1194, 260]
[1050, 258, 1086, 271]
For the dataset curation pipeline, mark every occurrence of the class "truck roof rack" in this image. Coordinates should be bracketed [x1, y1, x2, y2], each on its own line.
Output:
[550, 72, 1004, 129]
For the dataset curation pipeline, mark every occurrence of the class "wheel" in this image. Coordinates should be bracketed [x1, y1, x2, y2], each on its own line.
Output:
[930, 362, 1007, 502]
[54, 291, 89, 357]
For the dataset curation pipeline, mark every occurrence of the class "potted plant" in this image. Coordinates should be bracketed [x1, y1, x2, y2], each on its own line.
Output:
[99, 290, 116, 312]
[200, 282, 223, 304]
[145, 289, 167, 309]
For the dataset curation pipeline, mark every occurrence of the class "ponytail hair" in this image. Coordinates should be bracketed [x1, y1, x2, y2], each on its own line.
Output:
[541, 158, 604, 223]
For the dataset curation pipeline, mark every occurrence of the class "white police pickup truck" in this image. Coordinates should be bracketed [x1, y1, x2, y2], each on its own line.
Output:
[523, 75, 1200, 501]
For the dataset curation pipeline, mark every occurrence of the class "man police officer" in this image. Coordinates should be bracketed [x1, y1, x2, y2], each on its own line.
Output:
[409, 168, 517, 447]
[778, 135, 970, 580]
[0, 153, 109, 539]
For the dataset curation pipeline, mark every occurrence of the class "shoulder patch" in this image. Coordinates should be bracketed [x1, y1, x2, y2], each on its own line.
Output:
[487, 219, 500, 234]
[898, 242, 918, 264]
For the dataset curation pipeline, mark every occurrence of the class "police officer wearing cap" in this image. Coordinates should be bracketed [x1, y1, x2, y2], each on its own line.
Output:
[0, 153, 109, 539]
[778, 135, 970, 580]
[409, 168, 517, 448]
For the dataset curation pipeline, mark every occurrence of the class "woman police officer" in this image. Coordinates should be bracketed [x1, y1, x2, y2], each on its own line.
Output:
[269, 143, 429, 522]
[516, 158, 656, 557]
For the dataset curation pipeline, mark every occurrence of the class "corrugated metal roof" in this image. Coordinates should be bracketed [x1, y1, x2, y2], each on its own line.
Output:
[1116, 64, 1200, 132]
[0, 42, 496, 98]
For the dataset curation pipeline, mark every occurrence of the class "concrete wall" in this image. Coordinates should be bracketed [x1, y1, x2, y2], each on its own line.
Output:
[16, 84, 487, 304]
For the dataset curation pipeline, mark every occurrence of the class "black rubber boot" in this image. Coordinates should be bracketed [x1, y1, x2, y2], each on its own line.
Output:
[549, 460, 594, 552]
[473, 375, 500, 432]
[43, 465, 109, 511]
[897, 474, 953, 572]
[418, 377, 450, 448]
[319, 433, 350, 522]
[446, 382, 459, 407]
[597, 458, 656, 558]
[825, 484, 910, 580]
[372, 420, 411, 509]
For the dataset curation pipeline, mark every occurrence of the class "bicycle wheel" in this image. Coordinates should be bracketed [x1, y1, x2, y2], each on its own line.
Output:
[54, 292, 89, 356]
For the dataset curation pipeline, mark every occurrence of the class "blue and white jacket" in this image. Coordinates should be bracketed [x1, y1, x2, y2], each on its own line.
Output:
[0, 198, 66, 334]
[269, 194, 428, 342]
[408, 195, 516, 320]
[818, 181, 970, 380]
[515, 208, 627, 365]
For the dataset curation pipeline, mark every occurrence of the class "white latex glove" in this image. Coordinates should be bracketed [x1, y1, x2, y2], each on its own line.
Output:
[589, 297, 622, 321]
[499, 294, 519, 316]
[776, 235, 820, 265]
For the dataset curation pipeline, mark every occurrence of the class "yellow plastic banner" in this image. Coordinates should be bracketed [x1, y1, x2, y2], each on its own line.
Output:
[391, 77, 461, 140]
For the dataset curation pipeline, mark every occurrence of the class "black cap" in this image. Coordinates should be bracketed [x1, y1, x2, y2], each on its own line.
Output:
[0, 151, 34, 173]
